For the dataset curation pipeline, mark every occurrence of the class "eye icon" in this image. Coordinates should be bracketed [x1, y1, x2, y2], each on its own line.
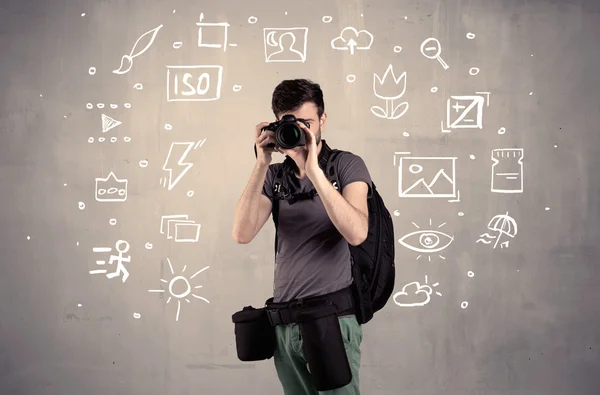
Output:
[398, 219, 454, 261]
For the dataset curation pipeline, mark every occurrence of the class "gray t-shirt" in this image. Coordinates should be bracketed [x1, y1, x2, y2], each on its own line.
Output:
[262, 152, 373, 303]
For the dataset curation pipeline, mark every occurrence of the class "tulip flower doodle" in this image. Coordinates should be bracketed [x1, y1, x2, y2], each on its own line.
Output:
[371, 64, 409, 120]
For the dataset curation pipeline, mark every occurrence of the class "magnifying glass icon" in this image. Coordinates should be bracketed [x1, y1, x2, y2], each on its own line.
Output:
[420, 37, 449, 70]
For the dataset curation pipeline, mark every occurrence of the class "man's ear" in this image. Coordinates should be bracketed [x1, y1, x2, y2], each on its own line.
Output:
[320, 112, 327, 129]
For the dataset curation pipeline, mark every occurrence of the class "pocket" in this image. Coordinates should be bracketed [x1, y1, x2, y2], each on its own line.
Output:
[339, 316, 359, 346]
[232, 306, 276, 361]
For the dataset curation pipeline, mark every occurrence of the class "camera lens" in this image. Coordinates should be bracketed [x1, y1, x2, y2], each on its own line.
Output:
[277, 123, 301, 148]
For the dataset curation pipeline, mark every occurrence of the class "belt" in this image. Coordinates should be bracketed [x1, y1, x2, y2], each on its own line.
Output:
[265, 286, 355, 326]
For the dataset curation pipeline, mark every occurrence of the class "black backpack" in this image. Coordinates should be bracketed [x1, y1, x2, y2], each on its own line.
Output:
[269, 141, 396, 324]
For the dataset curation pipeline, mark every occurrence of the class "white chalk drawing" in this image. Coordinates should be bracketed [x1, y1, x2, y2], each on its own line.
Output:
[160, 215, 201, 243]
[371, 64, 408, 120]
[466, 32, 475, 39]
[109, 218, 117, 226]
[441, 92, 490, 133]
[398, 218, 454, 261]
[166, 65, 223, 102]
[448, 190, 461, 203]
[248, 16, 258, 24]
[346, 75, 356, 83]
[393, 275, 442, 307]
[148, 258, 210, 322]
[139, 160, 148, 168]
[331, 27, 373, 55]
[101, 114, 122, 133]
[78, 202, 85, 210]
[322, 16, 332, 23]
[134, 83, 143, 90]
[87, 103, 131, 109]
[173, 41, 183, 49]
[469, 67, 480, 75]
[461, 301, 469, 309]
[145, 242, 153, 250]
[160, 139, 206, 190]
[113, 24, 163, 75]
[491, 148, 523, 193]
[498, 127, 506, 135]
[263, 27, 308, 63]
[232, 85, 242, 92]
[393, 151, 412, 166]
[431, 87, 438, 93]
[90, 240, 131, 282]
[133, 313, 141, 319]
[393, 46, 402, 53]
[88, 67, 96, 75]
[88, 137, 131, 144]
[420, 37, 449, 70]
[476, 212, 517, 249]
[187, 190, 194, 197]
[396, 154, 457, 199]
[197, 13, 234, 51]
[95, 171, 128, 202]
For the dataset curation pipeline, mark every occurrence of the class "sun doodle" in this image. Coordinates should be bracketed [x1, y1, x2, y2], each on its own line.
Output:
[148, 258, 210, 321]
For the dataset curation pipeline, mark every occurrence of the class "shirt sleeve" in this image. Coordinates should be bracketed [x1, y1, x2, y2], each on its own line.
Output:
[336, 152, 373, 198]
[261, 164, 276, 202]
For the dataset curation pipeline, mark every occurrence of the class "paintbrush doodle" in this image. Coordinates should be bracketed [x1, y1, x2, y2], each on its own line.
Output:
[113, 24, 163, 75]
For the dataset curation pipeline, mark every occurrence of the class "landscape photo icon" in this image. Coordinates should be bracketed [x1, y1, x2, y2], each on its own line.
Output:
[398, 156, 457, 198]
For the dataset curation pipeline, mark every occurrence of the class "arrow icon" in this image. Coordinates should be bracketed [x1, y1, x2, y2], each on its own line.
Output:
[161, 139, 206, 190]
[101, 114, 122, 133]
[347, 38, 357, 55]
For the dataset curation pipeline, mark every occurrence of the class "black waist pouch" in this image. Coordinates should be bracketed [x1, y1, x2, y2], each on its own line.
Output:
[231, 306, 275, 361]
[295, 303, 352, 391]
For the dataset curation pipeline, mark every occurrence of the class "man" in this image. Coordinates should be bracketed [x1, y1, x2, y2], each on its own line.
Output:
[232, 79, 373, 395]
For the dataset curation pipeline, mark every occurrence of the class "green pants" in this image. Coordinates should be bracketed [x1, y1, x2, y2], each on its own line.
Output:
[273, 315, 363, 395]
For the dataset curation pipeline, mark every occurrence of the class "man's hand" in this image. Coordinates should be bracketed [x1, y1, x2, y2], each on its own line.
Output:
[254, 122, 278, 166]
[296, 121, 321, 179]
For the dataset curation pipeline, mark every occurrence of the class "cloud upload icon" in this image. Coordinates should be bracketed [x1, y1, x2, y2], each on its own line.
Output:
[331, 27, 374, 55]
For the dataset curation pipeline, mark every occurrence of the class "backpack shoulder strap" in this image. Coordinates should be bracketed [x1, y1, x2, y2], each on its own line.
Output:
[272, 196, 279, 259]
[325, 149, 348, 193]
[271, 164, 285, 259]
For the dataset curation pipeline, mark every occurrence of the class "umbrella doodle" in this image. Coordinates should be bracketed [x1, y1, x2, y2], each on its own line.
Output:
[476, 211, 518, 249]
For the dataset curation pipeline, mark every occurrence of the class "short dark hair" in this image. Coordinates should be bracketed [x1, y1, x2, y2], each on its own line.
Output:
[271, 79, 325, 119]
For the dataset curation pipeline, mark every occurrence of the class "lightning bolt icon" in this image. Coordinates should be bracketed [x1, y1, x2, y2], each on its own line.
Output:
[161, 139, 206, 190]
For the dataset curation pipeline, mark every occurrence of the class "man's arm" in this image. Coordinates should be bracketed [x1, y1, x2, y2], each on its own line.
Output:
[231, 161, 273, 244]
[309, 169, 369, 246]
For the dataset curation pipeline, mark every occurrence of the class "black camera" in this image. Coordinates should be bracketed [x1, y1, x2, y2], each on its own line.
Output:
[261, 114, 309, 150]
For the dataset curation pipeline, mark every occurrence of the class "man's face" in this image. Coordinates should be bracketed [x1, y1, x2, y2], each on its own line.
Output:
[276, 102, 326, 154]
